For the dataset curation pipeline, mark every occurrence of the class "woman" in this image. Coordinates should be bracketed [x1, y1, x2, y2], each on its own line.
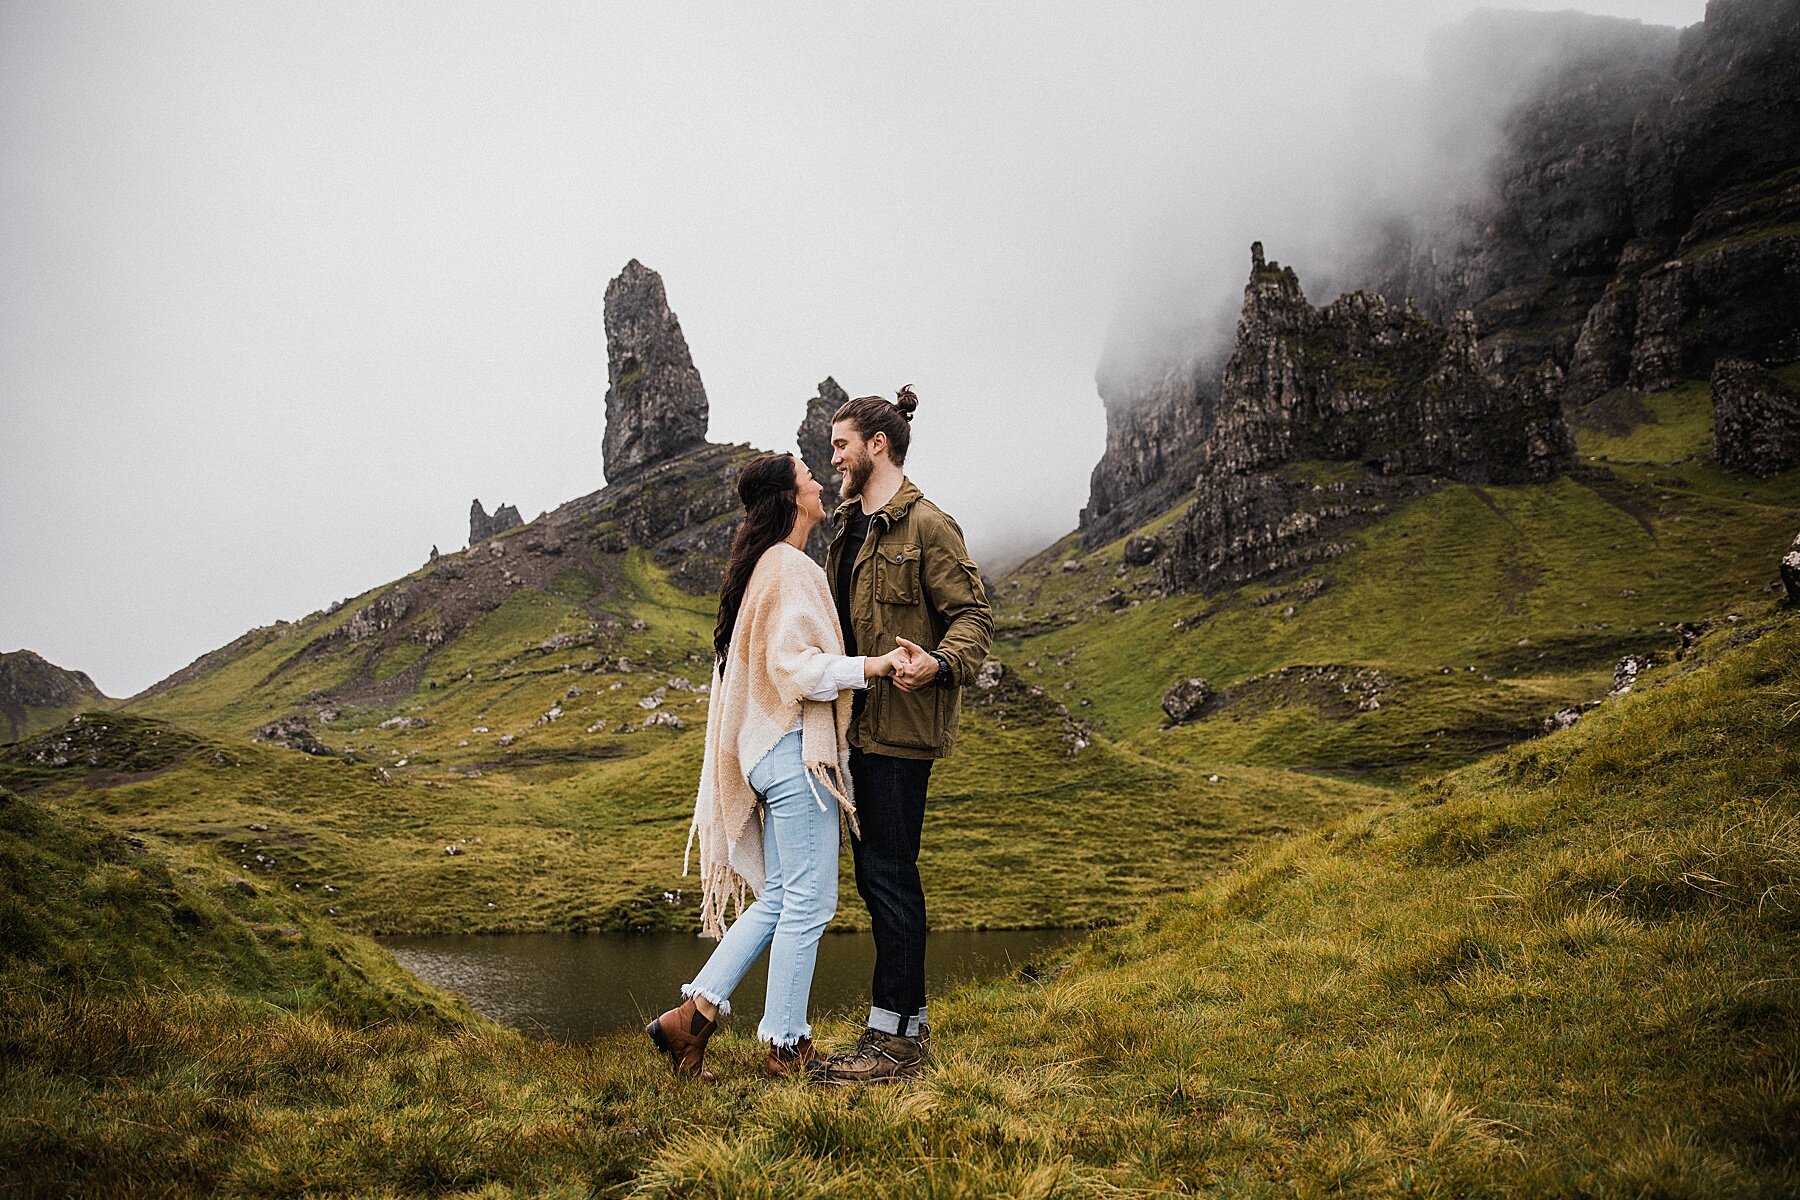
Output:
[646, 451, 907, 1083]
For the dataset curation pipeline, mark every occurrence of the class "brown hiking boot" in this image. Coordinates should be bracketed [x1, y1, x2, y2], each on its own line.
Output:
[823, 1027, 928, 1084]
[764, 1037, 828, 1082]
[646, 997, 719, 1083]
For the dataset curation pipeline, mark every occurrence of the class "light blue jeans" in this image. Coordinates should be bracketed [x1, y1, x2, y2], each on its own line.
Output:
[683, 730, 839, 1049]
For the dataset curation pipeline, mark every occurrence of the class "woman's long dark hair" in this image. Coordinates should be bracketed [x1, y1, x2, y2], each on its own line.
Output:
[714, 452, 800, 668]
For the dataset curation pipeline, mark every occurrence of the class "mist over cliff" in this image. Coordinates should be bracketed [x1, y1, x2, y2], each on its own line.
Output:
[1100, 8, 1691, 391]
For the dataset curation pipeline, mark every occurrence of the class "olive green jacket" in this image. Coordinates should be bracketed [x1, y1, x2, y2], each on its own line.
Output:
[826, 478, 994, 760]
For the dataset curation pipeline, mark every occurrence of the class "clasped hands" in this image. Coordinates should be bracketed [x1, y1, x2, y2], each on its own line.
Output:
[866, 636, 940, 692]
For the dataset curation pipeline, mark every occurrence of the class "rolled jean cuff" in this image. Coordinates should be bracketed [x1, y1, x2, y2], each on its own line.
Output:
[681, 982, 731, 1017]
[867, 1005, 928, 1037]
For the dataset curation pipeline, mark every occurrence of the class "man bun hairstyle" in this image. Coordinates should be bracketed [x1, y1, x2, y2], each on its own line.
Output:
[833, 384, 917, 466]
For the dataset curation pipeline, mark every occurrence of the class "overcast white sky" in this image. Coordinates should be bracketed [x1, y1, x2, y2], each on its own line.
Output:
[2, 1, 1707, 699]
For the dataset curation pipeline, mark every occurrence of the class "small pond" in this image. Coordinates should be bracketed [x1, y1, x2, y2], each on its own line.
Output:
[383, 928, 1085, 1042]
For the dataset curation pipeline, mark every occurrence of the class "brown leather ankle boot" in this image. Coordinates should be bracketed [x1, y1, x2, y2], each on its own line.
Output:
[764, 1036, 827, 1081]
[646, 997, 719, 1083]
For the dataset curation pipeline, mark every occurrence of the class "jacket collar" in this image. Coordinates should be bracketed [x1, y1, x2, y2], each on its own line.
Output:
[833, 477, 922, 527]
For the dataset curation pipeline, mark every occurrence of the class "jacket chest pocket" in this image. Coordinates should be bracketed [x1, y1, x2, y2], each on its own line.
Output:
[874, 543, 922, 605]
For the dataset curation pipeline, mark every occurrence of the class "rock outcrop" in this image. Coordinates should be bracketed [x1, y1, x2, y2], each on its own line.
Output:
[797, 376, 850, 561]
[796, 377, 848, 500]
[0, 650, 112, 744]
[469, 499, 522, 545]
[601, 260, 710, 480]
[1157, 247, 1571, 594]
[1161, 677, 1211, 725]
[1713, 358, 1800, 475]
[1204, 245, 1569, 483]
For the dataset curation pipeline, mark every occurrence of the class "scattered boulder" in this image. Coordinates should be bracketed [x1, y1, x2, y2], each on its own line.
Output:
[378, 715, 430, 730]
[1161, 677, 1212, 725]
[975, 659, 1006, 690]
[253, 715, 333, 757]
[1122, 535, 1163, 567]
[1543, 707, 1583, 732]
[1612, 654, 1652, 695]
[643, 711, 686, 730]
[1782, 534, 1800, 605]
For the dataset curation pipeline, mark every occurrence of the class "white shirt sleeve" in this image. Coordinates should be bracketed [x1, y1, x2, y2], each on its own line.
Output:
[801, 654, 868, 701]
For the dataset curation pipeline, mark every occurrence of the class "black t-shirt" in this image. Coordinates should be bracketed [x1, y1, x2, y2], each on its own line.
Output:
[835, 507, 874, 657]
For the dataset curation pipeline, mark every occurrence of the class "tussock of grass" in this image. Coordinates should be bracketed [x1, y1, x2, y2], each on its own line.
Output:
[4, 610, 1797, 1195]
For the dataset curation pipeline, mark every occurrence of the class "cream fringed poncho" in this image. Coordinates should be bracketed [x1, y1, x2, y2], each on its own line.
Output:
[685, 542, 858, 939]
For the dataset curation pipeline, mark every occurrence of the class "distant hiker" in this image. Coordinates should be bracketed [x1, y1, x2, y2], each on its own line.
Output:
[647, 452, 911, 1083]
[820, 385, 994, 1083]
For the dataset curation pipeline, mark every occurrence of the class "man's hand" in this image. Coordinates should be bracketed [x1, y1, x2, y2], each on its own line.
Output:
[890, 636, 939, 692]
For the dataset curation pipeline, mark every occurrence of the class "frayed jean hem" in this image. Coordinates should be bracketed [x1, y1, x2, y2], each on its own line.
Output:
[760, 1027, 812, 1051]
[680, 982, 731, 1017]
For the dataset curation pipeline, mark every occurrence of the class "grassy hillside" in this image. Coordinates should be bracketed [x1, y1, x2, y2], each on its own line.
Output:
[13, 373, 1795, 940]
[6, 597, 1794, 1197]
[0, 701, 1377, 935]
[996, 376, 1799, 781]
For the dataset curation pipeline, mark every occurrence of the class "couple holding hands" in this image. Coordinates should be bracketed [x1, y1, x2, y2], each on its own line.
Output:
[646, 385, 993, 1085]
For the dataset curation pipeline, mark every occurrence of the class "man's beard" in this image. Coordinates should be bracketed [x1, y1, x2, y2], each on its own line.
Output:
[839, 450, 872, 499]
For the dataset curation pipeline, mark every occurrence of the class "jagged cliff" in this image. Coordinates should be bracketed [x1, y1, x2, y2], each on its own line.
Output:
[1, 650, 112, 743]
[1079, 359, 1213, 546]
[1085, 0, 1799, 591]
[1366, 0, 1800, 399]
[1156, 246, 1572, 593]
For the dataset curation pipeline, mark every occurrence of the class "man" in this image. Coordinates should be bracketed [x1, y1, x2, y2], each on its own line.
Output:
[821, 384, 993, 1084]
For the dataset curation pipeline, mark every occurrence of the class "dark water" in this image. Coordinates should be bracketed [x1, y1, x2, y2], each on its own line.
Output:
[383, 928, 1083, 1041]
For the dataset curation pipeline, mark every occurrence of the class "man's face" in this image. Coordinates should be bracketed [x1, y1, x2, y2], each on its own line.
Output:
[830, 420, 877, 499]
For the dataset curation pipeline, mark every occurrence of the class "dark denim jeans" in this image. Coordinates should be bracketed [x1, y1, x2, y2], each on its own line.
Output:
[848, 747, 934, 1036]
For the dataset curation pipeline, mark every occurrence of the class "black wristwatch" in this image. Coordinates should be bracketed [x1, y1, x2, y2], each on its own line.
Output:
[930, 651, 954, 687]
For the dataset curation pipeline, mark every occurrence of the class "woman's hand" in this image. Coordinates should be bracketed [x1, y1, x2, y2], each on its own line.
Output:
[865, 646, 911, 679]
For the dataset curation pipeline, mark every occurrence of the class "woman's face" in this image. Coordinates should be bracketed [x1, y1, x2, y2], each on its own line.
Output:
[793, 457, 827, 523]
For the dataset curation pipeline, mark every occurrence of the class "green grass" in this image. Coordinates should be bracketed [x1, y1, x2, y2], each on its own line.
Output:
[992, 449, 1800, 783]
[1575, 381, 1717, 464]
[0, 700, 1379, 936]
[5, 604, 1795, 1196]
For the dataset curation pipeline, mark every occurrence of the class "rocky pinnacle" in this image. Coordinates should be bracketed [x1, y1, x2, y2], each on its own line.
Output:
[602, 260, 710, 480]
[797, 377, 849, 500]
